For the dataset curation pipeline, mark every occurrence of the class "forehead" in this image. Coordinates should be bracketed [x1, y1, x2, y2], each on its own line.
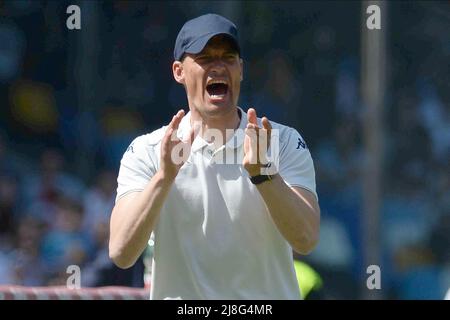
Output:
[201, 34, 239, 54]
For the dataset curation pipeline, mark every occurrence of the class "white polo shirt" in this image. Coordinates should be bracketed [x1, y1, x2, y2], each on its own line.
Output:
[116, 107, 317, 300]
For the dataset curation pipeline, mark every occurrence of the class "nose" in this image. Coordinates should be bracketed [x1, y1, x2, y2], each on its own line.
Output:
[209, 59, 226, 75]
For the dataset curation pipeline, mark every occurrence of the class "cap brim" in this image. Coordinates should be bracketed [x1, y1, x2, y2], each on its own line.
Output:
[184, 32, 240, 57]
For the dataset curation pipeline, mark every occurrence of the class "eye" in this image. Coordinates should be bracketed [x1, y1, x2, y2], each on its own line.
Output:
[225, 54, 237, 61]
[195, 55, 210, 63]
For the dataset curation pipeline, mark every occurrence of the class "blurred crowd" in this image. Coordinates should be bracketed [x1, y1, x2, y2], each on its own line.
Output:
[0, 1, 449, 298]
[0, 142, 144, 286]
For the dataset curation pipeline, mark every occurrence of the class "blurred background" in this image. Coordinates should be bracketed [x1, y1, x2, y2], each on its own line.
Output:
[0, 0, 449, 299]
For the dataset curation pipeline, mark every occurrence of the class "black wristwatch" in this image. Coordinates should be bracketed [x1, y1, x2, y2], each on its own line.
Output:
[249, 174, 274, 185]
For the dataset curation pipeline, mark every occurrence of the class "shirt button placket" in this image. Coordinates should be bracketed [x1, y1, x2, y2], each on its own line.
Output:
[207, 148, 215, 164]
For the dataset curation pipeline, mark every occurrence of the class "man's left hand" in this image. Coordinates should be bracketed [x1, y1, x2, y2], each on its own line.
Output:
[243, 108, 272, 177]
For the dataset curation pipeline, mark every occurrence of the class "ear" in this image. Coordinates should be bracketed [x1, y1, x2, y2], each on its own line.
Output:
[173, 61, 185, 84]
[239, 58, 244, 82]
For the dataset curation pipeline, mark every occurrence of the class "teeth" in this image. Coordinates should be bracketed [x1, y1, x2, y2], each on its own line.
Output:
[207, 79, 228, 86]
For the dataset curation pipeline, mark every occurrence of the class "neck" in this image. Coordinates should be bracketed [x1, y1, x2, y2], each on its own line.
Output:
[190, 107, 241, 148]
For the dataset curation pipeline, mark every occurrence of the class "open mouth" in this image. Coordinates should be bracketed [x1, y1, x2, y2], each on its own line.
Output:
[206, 81, 229, 99]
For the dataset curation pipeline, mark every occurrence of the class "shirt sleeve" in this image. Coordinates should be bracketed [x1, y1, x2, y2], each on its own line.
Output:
[278, 128, 318, 200]
[115, 135, 158, 203]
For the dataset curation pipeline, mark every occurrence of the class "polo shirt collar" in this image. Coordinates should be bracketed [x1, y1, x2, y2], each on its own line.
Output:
[224, 107, 247, 150]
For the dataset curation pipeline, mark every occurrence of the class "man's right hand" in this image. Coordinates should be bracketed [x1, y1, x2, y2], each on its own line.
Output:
[109, 109, 198, 269]
[159, 109, 197, 181]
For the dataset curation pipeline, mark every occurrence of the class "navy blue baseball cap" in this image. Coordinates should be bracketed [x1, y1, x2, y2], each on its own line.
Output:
[174, 13, 241, 61]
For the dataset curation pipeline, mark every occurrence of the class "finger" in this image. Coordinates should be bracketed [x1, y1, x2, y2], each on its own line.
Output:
[165, 110, 185, 144]
[257, 129, 269, 164]
[246, 124, 260, 145]
[165, 116, 176, 136]
[245, 127, 258, 165]
[247, 108, 258, 126]
[170, 109, 185, 131]
[261, 116, 272, 148]
[261, 117, 272, 131]
[246, 123, 258, 130]
[162, 127, 174, 145]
